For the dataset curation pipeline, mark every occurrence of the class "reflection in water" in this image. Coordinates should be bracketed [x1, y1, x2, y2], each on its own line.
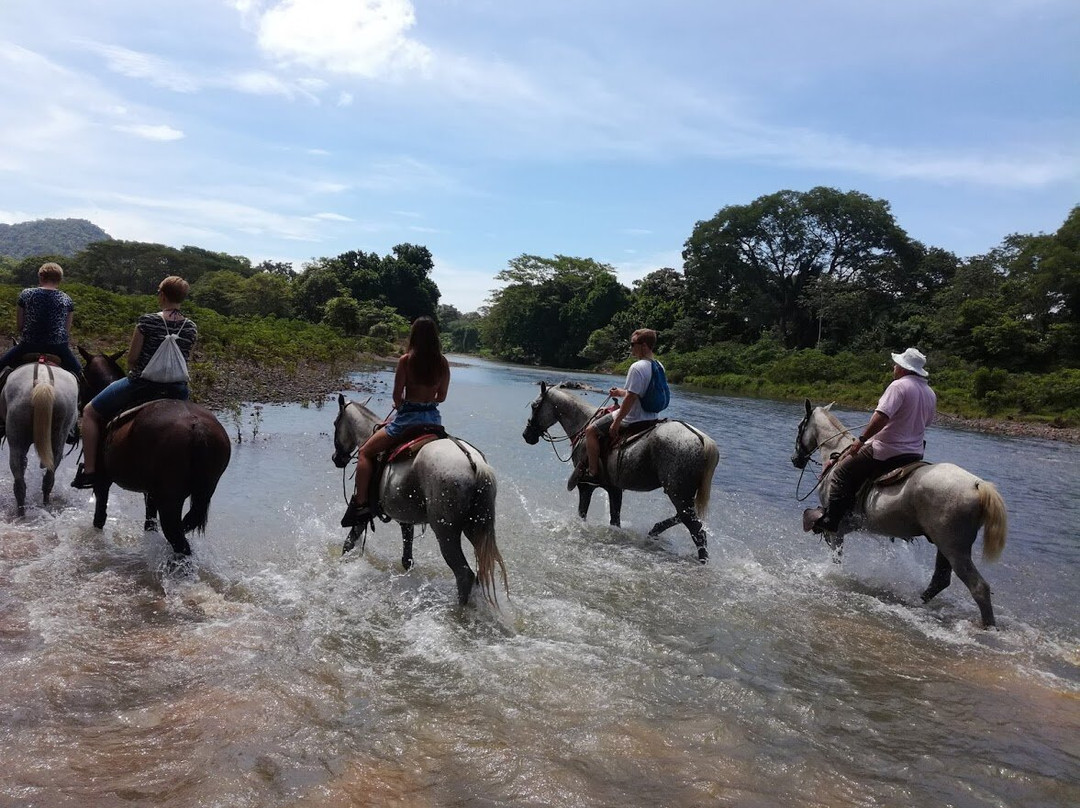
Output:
[0, 355, 1077, 807]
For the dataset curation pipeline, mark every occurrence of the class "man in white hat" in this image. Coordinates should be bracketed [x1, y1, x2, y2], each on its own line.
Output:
[804, 347, 937, 536]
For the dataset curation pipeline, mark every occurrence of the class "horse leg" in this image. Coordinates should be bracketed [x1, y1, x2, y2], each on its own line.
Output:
[156, 498, 192, 557]
[400, 523, 415, 570]
[675, 502, 708, 564]
[606, 487, 622, 527]
[144, 494, 159, 532]
[41, 468, 55, 508]
[649, 514, 682, 537]
[920, 549, 953, 604]
[10, 451, 27, 516]
[434, 527, 475, 606]
[576, 485, 595, 520]
[945, 550, 996, 628]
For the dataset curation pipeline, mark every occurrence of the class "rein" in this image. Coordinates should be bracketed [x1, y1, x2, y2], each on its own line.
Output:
[337, 402, 393, 504]
[533, 395, 614, 463]
[793, 419, 870, 502]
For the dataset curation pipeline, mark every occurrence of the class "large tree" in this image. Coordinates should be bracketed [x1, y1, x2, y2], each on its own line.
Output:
[682, 187, 913, 348]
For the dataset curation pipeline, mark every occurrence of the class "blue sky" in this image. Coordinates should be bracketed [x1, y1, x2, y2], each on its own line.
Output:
[1, 1, 1077, 313]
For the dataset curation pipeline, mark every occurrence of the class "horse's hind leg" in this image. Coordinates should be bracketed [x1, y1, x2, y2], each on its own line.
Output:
[41, 468, 54, 508]
[9, 449, 27, 515]
[400, 523, 415, 570]
[576, 486, 596, 521]
[649, 514, 682, 536]
[157, 499, 192, 557]
[606, 487, 622, 528]
[671, 497, 708, 564]
[947, 551, 996, 628]
[144, 494, 159, 533]
[921, 549, 953, 604]
[434, 528, 474, 605]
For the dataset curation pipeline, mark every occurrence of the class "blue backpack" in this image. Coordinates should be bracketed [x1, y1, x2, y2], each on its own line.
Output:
[639, 360, 670, 414]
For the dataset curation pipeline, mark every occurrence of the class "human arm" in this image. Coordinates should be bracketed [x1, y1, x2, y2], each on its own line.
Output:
[391, 355, 408, 409]
[609, 391, 639, 439]
[434, 357, 450, 403]
[850, 410, 889, 453]
[64, 310, 74, 338]
[126, 327, 144, 370]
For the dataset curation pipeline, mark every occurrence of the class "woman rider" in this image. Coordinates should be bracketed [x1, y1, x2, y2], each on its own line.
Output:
[71, 276, 197, 490]
[0, 261, 82, 377]
[341, 316, 450, 527]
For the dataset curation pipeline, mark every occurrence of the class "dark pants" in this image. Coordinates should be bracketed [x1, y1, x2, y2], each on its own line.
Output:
[822, 446, 923, 531]
[0, 341, 82, 379]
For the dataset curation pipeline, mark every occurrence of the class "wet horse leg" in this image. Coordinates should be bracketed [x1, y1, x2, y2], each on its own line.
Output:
[576, 485, 595, 521]
[156, 497, 192, 557]
[675, 501, 708, 564]
[921, 549, 953, 604]
[648, 514, 682, 536]
[92, 481, 111, 529]
[606, 487, 623, 527]
[434, 526, 475, 606]
[9, 446, 27, 515]
[144, 494, 159, 532]
[400, 523, 415, 570]
[944, 550, 995, 628]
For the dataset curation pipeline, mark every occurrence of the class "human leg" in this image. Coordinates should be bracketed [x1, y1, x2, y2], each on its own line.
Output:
[72, 379, 133, 487]
[341, 428, 397, 526]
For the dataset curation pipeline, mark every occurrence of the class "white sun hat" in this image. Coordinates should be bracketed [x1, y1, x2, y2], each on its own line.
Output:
[891, 347, 929, 377]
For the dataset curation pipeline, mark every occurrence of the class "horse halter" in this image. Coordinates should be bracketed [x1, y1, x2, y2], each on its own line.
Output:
[791, 415, 815, 470]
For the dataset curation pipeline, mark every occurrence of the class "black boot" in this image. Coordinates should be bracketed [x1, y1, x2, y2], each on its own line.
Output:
[340, 497, 371, 527]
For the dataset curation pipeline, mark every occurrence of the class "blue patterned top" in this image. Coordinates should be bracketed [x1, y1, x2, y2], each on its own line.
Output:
[17, 287, 74, 344]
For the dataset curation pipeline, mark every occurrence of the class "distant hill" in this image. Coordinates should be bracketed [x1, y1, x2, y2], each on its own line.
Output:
[0, 218, 112, 260]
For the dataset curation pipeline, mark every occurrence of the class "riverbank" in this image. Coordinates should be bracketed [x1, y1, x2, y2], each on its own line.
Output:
[198, 356, 1080, 445]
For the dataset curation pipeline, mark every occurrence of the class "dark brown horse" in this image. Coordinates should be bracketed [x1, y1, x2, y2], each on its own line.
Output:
[78, 347, 231, 557]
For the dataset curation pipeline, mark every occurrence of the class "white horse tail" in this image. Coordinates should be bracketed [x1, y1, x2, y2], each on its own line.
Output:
[468, 463, 509, 606]
[695, 438, 720, 519]
[977, 481, 1007, 562]
[31, 380, 56, 472]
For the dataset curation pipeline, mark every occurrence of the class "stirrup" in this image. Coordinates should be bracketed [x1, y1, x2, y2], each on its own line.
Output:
[70, 464, 97, 490]
[340, 497, 372, 528]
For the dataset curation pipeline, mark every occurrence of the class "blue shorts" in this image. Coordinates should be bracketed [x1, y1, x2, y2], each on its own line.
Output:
[90, 376, 189, 421]
[385, 401, 441, 437]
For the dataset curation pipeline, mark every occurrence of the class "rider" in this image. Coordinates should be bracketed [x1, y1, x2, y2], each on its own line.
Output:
[340, 316, 450, 527]
[803, 347, 937, 535]
[71, 276, 197, 490]
[570, 328, 666, 488]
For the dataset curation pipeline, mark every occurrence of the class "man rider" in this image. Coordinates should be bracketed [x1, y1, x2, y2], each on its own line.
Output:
[569, 328, 666, 489]
[803, 347, 937, 535]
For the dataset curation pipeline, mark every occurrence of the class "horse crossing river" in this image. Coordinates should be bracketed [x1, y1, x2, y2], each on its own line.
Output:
[1, 355, 1076, 807]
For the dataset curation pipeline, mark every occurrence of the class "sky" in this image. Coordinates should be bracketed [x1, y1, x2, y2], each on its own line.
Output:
[1, 1, 1077, 313]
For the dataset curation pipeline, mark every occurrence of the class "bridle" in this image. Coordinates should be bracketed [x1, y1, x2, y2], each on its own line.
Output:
[792, 411, 869, 502]
[524, 384, 613, 463]
[334, 400, 391, 502]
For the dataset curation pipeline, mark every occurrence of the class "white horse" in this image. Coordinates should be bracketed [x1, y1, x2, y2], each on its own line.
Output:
[792, 400, 1008, 627]
[331, 394, 508, 606]
[0, 360, 80, 514]
[522, 382, 720, 562]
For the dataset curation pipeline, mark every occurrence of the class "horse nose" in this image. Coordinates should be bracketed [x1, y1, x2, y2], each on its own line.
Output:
[522, 429, 538, 445]
[790, 453, 805, 469]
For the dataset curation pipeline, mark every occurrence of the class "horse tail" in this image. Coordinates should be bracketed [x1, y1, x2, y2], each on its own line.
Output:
[467, 463, 509, 606]
[977, 481, 1007, 562]
[695, 438, 720, 519]
[181, 423, 219, 535]
[31, 380, 56, 472]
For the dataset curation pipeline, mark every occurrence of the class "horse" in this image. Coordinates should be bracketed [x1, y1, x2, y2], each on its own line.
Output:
[791, 399, 1008, 628]
[522, 381, 720, 562]
[0, 358, 80, 514]
[78, 347, 232, 557]
[331, 394, 508, 607]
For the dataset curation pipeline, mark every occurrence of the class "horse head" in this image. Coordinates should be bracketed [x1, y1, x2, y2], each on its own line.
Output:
[78, 345, 126, 406]
[332, 393, 377, 467]
[522, 381, 556, 445]
[791, 399, 818, 469]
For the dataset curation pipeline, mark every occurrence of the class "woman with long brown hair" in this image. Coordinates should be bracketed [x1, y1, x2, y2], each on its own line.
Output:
[341, 316, 450, 526]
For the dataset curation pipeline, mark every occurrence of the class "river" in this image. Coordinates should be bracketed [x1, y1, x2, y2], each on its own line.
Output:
[1, 355, 1077, 807]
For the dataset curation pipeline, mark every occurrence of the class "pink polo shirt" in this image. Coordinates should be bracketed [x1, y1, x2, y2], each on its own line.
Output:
[869, 374, 936, 460]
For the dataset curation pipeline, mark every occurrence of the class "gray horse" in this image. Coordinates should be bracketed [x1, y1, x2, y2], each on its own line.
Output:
[792, 399, 1007, 628]
[522, 381, 720, 562]
[331, 394, 508, 606]
[0, 361, 79, 514]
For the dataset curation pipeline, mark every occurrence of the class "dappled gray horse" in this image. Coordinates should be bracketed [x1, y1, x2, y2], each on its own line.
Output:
[522, 381, 720, 563]
[332, 394, 508, 606]
[0, 360, 79, 514]
[792, 399, 1007, 627]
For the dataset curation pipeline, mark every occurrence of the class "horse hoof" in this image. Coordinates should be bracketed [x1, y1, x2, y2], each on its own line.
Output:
[144, 519, 158, 532]
[697, 547, 708, 564]
[455, 569, 476, 606]
[401, 556, 413, 570]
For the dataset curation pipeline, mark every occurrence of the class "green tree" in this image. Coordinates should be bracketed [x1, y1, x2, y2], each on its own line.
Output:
[292, 266, 346, 322]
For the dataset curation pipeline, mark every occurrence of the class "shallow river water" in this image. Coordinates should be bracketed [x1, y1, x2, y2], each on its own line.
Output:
[0, 355, 1077, 807]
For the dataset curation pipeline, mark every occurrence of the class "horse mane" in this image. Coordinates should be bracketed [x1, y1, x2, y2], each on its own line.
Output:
[819, 405, 848, 435]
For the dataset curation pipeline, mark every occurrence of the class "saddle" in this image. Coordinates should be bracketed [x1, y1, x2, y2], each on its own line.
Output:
[856, 460, 932, 510]
[366, 425, 448, 521]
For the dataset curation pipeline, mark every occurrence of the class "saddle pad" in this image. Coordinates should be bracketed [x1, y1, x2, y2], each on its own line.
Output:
[874, 460, 931, 487]
[385, 428, 446, 464]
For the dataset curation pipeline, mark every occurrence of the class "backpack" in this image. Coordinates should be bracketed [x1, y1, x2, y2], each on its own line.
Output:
[639, 359, 670, 414]
[139, 314, 190, 384]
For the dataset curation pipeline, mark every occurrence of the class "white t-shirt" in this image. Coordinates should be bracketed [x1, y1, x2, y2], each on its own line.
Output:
[622, 358, 657, 425]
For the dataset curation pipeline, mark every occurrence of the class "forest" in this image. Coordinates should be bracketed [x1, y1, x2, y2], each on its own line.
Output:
[2, 187, 1077, 425]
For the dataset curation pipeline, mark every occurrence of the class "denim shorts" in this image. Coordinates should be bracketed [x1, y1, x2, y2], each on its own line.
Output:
[90, 376, 189, 421]
[385, 401, 441, 437]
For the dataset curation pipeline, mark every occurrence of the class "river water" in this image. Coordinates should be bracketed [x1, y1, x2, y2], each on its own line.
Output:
[1, 355, 1076, 807]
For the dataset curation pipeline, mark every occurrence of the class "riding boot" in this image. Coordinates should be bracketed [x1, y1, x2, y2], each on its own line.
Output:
[70, 463, 97, 489]
[340, 496, 372, 527]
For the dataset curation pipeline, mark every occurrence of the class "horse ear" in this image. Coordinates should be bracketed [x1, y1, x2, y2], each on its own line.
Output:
[108, 349, 124, 363]
[338, 393, 346, 411]
[78, 344, 92, 362]
[540, 381, 547, 395]
[804, 399, 812, 417]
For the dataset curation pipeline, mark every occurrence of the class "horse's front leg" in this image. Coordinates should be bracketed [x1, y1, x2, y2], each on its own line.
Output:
[576, 485, 596, 521]
[606, 487, 622, 527]
[92, 481, 111, 530]
[144, 494, 159, 533]
[156, 497, 192, 557]
[400, 523, 415, 570]
[921, 548, 952, 604]
[9, 448, 27, 516]
[675, 503, 708, 564]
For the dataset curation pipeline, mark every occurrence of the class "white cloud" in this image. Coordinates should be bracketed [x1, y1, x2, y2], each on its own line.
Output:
[255, 0, 432, 77]
[113, 123, 185, 141]
[88, 43, 200, 92]
[312, 212, 352, 221]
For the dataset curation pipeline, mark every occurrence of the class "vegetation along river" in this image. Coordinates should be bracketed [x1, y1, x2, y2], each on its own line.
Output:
[0, 355, 1076, 807]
